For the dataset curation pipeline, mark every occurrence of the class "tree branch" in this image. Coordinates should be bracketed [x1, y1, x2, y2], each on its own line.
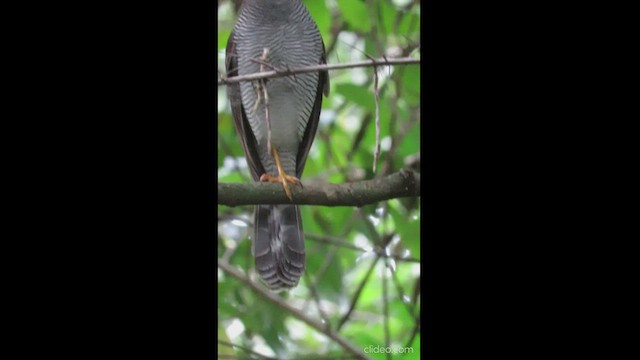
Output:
[218, 57, 420, 86]
[218, 169, 420, 207]
[218, 260, 372, 360]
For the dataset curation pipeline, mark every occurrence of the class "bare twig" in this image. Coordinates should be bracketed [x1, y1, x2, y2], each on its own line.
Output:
[336, 255, 381, 332]
[218, 260, 372, 360]
[346, 112, 372, 163]
[382, 257, 391, 360]
[218, 57, 420, 86]
[404, 310, 420, 349]
[324, 8, 345, 58]
[218, 168, 419, 207]
[378, 111, 419, 178]
[218, 339, 276, 360]
[366, 0, 384, 175]
[334, 222, 397, 332]
[303, 271, 331, 328]
[250, 49, 273, 154]
[309, 211, 359, 286]
[411, 275, 421, 317]
[367, 0, 386, 57]
[335, 232, 395, 330]
[390, 268, 417, 318]
[305, 233, 420, 263]
[372, 67, 381, 173]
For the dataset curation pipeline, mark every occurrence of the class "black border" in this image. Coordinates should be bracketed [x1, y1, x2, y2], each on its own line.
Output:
[13, 0, 609, 358]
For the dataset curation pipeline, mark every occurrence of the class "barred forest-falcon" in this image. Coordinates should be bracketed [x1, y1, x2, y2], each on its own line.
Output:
[225, 0, 330, 290]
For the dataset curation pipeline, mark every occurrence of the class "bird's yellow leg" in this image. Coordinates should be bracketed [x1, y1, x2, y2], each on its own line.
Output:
[259, 147, 300, 201]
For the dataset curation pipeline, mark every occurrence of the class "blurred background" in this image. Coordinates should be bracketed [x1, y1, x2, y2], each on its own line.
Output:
[217, 0, 421, 358]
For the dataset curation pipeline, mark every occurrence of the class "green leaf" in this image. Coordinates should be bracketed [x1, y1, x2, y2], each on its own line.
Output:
[389, 204, 420, 259]
[388, 299, 414, 329]
[335, 83, 374, 110]
[397, 121, 420, 159]
[217, 323, 235, 357]
[343, 322, 383, 347]
[364, 38, 378, 58]
[408, 334, 420, 358]
[379, 0, 398, 36]
[218, 29, 231, 51]
[217, 171, 245, 184]
[328, 129, 351, 168]
[401, 65, 421, 106]
[303, 0, 331, 40]
[398, 10, 420, 35]
[337, 0, 371, 33]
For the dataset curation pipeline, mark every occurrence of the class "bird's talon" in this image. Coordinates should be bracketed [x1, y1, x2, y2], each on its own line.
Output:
[259, 173, 300, 202]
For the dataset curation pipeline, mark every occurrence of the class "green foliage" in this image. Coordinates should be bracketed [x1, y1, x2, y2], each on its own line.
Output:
[303, 0, 332, 39]
[218, 0, 420, 358]
[337, 0, 371, 33]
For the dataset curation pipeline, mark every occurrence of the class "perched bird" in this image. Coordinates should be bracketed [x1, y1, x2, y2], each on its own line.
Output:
[225, 0, 329, 290]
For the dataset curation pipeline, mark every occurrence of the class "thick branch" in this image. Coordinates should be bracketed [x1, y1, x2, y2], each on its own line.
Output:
[218, 260, 372, 360]
[218, 169, 420, 207]
[218, 57, 420, 86]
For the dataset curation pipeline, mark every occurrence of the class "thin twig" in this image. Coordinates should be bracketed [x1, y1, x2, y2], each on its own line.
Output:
[256, 49, 272, 155]
[378, 111, 419, 178]
[324, 9, 344, 58]
[218, 260, 371, 360]
[346, 112, 371, 163]
[306, 233, 420, 263]
[218, 339, 276, 360]
[334, 226, 396, 332]
[411, 275, 421, 317]
[218, 57, 420, 85]
[336, 255, 381, 332]
[382, 257, 391, 360]
[310, 211, 359, 285]
[390, 268, 417, 318]
[250, 57, 278, 72]
[303, 271, 331, 328]
[367, 0, 386, 57]
[335, 229, 389, 333]
[366, 0, 384, 175]
[372, 67, 381, 173]
[404, 310, 420, 349]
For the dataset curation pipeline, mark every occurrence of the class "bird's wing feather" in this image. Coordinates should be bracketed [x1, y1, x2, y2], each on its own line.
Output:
[226, 31, 265, 181]
[295, 41, 329, 178]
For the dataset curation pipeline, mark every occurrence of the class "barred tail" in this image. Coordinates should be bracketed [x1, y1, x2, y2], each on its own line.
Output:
[253, 204, 305, 290]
